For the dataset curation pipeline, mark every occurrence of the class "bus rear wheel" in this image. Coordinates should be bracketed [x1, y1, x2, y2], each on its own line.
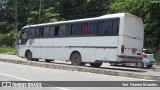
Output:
[70, 52, 85, 66]
[26, 51, 32, 61]
[90, 63, 103, 68]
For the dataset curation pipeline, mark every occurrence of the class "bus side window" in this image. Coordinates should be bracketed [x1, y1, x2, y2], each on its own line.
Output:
[40, 27, 44, 37]
[71, 23, 82, 36]
[55, 26, 59, 36]
[97, 21, 106, 35]
[29, 28, 35, 38]
[50, 26, 55, 37]
[65, 24, 72, 36]
[89, 22, 97, 35]
[35, 27, 41, 38]
[59, 25, 66, 37]
[82, 23, 88, 35]
[106, 20, 112, 36]
[43, 26, 50, 37]
[112, 20, 119, 36]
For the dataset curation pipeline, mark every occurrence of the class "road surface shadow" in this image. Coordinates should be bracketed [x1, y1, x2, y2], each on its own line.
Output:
[38, 61, 147, 73]
[33, 60, 160, 73]
[86, 66, 146, 72]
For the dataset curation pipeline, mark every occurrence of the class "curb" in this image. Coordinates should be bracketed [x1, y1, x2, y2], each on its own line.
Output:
[0, 58, 160, 80]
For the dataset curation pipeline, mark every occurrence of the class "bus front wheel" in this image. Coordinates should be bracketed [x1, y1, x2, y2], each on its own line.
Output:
[26, 51, 32, 61]
[70, 52, 85, 66]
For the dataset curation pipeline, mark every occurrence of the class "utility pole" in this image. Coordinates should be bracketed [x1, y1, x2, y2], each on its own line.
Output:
[14, 0, 18, 52]
[38, 0, 42, 23]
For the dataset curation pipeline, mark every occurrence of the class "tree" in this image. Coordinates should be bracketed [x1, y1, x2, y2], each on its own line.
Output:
[59, 0, 109, 20]
[109, 0, 160, 53]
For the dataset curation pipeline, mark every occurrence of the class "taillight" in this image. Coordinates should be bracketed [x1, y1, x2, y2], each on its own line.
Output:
[121, 45, 124, 54]
[142, 53, 147, 58]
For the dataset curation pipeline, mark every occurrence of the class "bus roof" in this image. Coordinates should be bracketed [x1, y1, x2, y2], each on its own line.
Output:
[22, 13, 141, 29]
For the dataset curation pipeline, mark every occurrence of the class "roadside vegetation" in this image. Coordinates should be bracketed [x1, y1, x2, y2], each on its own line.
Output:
[0, 45, 16, 55]
[155, 55, 160, 65]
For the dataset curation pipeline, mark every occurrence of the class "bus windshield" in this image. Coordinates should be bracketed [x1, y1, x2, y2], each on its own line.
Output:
[21, 28, 29, 39]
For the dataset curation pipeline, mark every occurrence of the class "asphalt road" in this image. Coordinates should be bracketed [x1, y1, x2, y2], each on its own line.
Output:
[0, 54, 160, 90]
[0, 61, 159, 90]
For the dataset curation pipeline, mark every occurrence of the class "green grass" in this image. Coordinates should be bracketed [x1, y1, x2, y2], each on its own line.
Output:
[0, 45, 16, 55]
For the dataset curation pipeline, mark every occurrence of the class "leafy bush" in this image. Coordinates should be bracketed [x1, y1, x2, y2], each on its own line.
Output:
[0, 31, 15, 47]
[0, 45, 16, 55]
[155, 54, 160, 65]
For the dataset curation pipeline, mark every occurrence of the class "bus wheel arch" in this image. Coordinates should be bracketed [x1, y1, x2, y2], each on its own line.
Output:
[25, 50, 32, 60]
[25, 50, 30, 57]
[70, 51, 85, 66]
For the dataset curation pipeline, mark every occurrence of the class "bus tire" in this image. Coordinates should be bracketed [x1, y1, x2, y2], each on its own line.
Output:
[90, 63, 103, 68]
[26, 51, 32, 61]
[110, 62, 117, 66]
[45, 59, 53, 63]
[32, 58, 39, 61]
[70, 52, 85, 66]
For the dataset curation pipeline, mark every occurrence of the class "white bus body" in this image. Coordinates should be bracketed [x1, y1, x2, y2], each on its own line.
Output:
[18, 13, 144, 67]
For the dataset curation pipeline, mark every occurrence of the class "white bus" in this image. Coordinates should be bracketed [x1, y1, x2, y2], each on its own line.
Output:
[18, 13, 144, 68]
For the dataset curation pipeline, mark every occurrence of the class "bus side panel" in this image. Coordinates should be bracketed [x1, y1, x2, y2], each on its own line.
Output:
[18, 46, 27, 58]
[32, 47, 41, 58]
[45, 48, 55, 59]
[87, 36, 118, 47]
[88, 48, 118, 62]
[88, 37, 118, 62]
[53, 37, 89, 61]
[59, 48, 89, 62]
[31, 39, 54, 59]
